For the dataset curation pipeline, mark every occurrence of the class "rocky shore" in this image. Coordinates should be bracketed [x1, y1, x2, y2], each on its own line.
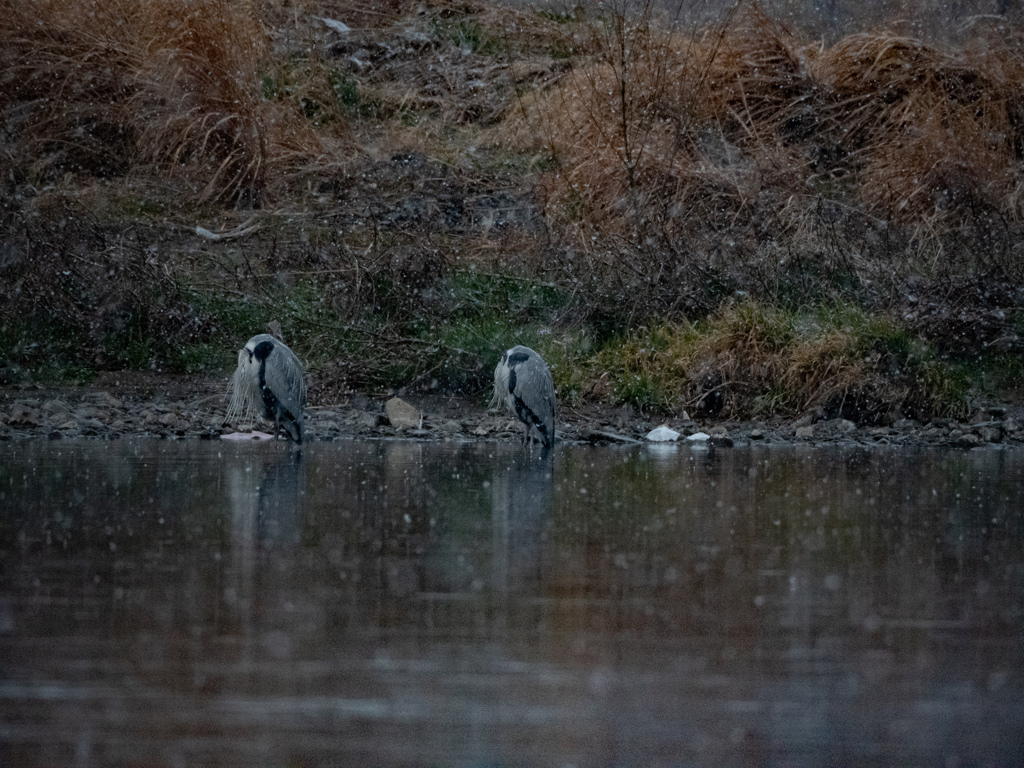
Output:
[1, 374, 1022, 449]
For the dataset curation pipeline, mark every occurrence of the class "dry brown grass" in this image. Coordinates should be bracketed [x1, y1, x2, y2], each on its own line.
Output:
[131, 0, 273, 204]
[508, 3, 1024, 262]
[818, 31, 1024, 221]
[508, 18, 725, 239]
[0, 0, 322, 204]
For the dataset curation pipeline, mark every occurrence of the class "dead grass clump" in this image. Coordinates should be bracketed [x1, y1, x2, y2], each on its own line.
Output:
[130, 0, 272, 205]
[705, 9, 824, 146]
[506, 4, 828, 262]
[510, 4, 1024, 282]
[818, 32, 1021, 222]
[0, 0, 320, 204]
[509, 30, 721, 241]
[0, 0, 138, 180]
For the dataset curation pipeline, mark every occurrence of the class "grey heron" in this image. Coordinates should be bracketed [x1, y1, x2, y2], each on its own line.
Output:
[226, 334, 306, 443]
[490, 345, 556, 447]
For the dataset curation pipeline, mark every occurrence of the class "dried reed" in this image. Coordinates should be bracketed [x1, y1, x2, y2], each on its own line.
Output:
[0, 0, 321, 203]
[509, 3, 1024, 256]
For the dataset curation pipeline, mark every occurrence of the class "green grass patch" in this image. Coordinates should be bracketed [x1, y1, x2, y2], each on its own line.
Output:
[584, 301, 974, 420]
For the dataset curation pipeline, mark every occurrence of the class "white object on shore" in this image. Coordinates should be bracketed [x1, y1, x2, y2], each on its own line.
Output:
[646, 425, 681, 442]
[221, 431, 274, 441]
[686, 432, 710, 442]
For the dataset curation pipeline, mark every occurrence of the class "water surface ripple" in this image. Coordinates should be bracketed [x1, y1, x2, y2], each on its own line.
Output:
[1, 440, 1022, 766]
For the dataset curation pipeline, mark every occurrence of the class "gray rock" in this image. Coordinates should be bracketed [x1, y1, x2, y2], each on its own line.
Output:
[978, 426, 1002, 443]
[158, 412, 180, 427]
[356, 411, 384, 429]
[87, 391, 123, 409]
[440, 419, 463, 433]
[794, 408, 823, 428]
[795, 426, 815, 439]
[892, 418, 918, 431]
[43, 399, 71, 417]
[385, 397, 420, 429]
[955, 433, 982, 447]
[708, 434, 734, 448]
[1004, 417, 1020, 433]
[9, 403, 39, 427]
[749, 428, 765, 440]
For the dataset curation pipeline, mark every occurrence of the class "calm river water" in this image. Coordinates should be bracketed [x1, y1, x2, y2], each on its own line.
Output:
[1, 439, 1023, 766]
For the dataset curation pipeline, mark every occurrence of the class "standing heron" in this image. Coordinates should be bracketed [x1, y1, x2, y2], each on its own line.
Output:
[490, 345, 556, 448]
[226, 334, 306, 443]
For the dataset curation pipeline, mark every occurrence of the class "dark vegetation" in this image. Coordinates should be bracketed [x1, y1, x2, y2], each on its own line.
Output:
[2, 0, 1023, 423]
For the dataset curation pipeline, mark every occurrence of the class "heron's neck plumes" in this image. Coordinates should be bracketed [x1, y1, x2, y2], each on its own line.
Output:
[489, 363, 510, 412]
[225, 349, 262, 426]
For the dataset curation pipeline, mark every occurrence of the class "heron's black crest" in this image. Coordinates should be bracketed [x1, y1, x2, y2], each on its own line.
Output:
[254, 340, 274, 362]
[506, 350, 530, 367]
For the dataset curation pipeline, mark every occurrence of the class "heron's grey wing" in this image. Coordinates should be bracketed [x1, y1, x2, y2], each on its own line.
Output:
[263, 345, 306, 421]
[512, 361, 556, 424]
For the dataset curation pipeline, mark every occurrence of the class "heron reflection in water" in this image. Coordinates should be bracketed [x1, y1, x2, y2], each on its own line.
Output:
[490, 449, 554, 605]
[225, 448, 306, 641]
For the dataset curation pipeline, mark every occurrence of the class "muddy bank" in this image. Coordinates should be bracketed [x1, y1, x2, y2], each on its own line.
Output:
[1, 374, 1022, 449]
